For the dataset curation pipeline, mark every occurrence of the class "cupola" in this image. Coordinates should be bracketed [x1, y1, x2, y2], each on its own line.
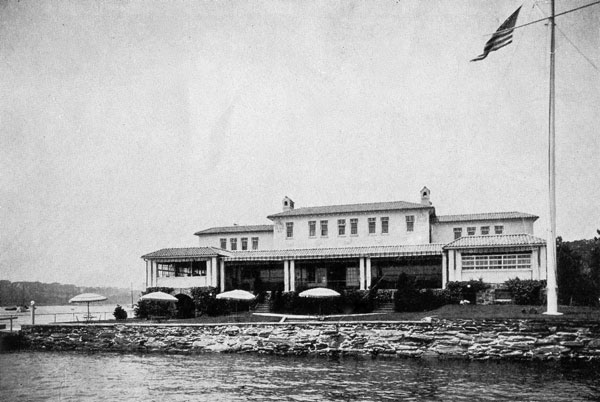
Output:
[282, 196, 295, 212]
[420, 186, 431, 205]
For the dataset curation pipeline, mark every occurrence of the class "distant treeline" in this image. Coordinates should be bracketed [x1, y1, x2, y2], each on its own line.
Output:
[0, 280, 141, 306]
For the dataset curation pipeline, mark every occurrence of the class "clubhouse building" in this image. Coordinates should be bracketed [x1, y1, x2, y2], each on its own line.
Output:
[142, 187, 547, 294]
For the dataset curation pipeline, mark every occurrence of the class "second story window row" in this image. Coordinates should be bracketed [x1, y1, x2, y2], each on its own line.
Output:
[453, 225, 504, 238]
[219, 237, 259, 250]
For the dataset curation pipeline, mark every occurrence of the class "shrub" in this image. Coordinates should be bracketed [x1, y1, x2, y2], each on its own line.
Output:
[393, 273, 450, 312]
[190, 287, 257, 316]
[134, 299, 173, 319]
[113, 305, 127, 320]
[446, 280, 490, 304]
[113, 304, 127, 320]
[504, 278, 546, 305]
[134, 287, 176, 319]
[394, 273, 421, 312]
[269, 288, 377, 315]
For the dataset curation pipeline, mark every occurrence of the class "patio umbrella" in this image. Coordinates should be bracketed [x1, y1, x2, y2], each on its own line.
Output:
[216, 290, 256, 315]
[299, 287, 341, 316]
[216, 289, 256, 301]
[139, 292, 178, 319]
[299, 288, 341, 298]
[140, 291, 178, 302]
[69, 293, 107, 322]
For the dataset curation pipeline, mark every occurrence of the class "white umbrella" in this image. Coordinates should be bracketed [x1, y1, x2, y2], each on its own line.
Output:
[139, 291, 178, 320]
[140, 291, 178, 302]
[216, 290, 256, 315]
[299, 288, 341, 298]
[69, 293, 107, 322]
[299, 287, 340, 316]
[216, 289, 256, 301]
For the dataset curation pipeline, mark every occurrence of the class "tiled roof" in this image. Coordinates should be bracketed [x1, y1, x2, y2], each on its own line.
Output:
[141, 247, 231, 260]
[267, 200, 432, 219]
[194, 225, 274, 236]
[435, 212, 538, 223]
[224, 244, 443, 261]
[443, 234, 546, 249]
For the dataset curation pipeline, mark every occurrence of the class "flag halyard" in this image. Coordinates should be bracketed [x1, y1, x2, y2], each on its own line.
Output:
[471, 6, 522, 62]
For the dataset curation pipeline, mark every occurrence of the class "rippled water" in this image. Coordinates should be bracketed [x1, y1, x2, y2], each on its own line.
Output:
[1, 351, 599, 401]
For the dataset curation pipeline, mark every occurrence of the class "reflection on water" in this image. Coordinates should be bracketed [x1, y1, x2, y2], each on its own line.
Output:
[1, 351, 599, 401]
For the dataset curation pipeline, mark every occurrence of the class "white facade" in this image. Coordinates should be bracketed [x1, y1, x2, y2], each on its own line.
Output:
[196, 230, 274, 251]
[269, 208, 431, 250]
[432, 217, 535, 244]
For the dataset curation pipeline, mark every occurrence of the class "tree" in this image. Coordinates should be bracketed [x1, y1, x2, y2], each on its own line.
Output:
[556, 237, 598, 306]
[589, 230, 600, 294]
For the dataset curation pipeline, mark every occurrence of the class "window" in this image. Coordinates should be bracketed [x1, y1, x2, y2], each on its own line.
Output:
[286, 222, 294, 238]
[241, 237, 248, 250]
[495, 225, 504, 234]
[368, 217, 376, 234]
[320, 220, 328, 236]
[191, 262, 206, 277]
[453, 228, 462, 239]
[308, 221, 316, 237]
[467, 227, 476, 236]
[346, 266, 359, 287]
[338, 219, 346, 236]
[381, 217, 389, 234]
[350, 218, 358, 235]
[251, 237, 259, 250]
[481, 226, 490, 235]
[462, 253, 531, 270]
[220, 238, 227, 249]
[406, 215, 415, 232]
[230, 238, 237, 251]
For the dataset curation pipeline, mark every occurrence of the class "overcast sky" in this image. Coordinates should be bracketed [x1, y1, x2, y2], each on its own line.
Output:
[1, 0, 599, 289]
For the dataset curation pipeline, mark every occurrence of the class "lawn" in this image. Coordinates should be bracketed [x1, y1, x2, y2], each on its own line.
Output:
[105, 304, 600, 324]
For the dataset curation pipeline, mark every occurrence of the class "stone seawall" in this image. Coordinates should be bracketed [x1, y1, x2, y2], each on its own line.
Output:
[20, 319, 600, 361]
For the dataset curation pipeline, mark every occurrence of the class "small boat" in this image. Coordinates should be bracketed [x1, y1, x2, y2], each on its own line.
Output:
[4, 305, 29, 312]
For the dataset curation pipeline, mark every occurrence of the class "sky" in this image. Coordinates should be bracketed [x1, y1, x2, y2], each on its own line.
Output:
[1, 0, 599, 289]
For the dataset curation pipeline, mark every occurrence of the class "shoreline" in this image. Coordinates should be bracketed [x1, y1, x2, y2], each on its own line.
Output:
[14, 318, 600, 361]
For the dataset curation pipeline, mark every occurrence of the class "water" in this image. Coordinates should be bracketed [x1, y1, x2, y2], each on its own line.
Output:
[0, 304, 135, 329]
[1, 351, 599, 401]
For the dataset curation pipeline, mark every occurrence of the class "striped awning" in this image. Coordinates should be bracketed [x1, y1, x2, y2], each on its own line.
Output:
[223, 244, 443, 261]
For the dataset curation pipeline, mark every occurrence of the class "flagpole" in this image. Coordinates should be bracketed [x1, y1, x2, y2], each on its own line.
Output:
[545, 0, 561, 315]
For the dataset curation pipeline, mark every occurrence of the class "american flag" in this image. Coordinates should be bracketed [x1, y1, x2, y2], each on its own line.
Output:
[471, 6, 522, 62]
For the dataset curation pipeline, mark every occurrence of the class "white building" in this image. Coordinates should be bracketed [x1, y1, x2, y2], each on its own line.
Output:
[142, 187, 546, 295]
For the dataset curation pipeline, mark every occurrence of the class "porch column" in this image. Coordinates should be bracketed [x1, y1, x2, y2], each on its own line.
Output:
[151, 261, 155, 287]
[289, 260, 296, 291]
[455, 251, 463, 281]
[211, 257, 218, 287]
[284, 260, 290, 292]
[206, 259, 212, 287]
[447, 250, 455, 282]
[365, 257, 372, 289]
[540, 245, 548, 281]
[359, 257, 365, 290]
[145, 260, 149, 288]
[219, 260, 225, 292]
[442, 252, 448, 288]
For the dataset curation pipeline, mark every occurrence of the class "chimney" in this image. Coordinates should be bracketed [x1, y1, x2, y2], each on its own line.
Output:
[420, 186, 431, 205]
[282, 196, 295, 212]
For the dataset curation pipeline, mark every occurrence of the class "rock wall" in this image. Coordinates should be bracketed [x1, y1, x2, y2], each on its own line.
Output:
[19, 319, 600, 361]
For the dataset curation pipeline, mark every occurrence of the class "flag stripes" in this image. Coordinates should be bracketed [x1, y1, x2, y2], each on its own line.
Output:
[471, 6, 522, 62]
